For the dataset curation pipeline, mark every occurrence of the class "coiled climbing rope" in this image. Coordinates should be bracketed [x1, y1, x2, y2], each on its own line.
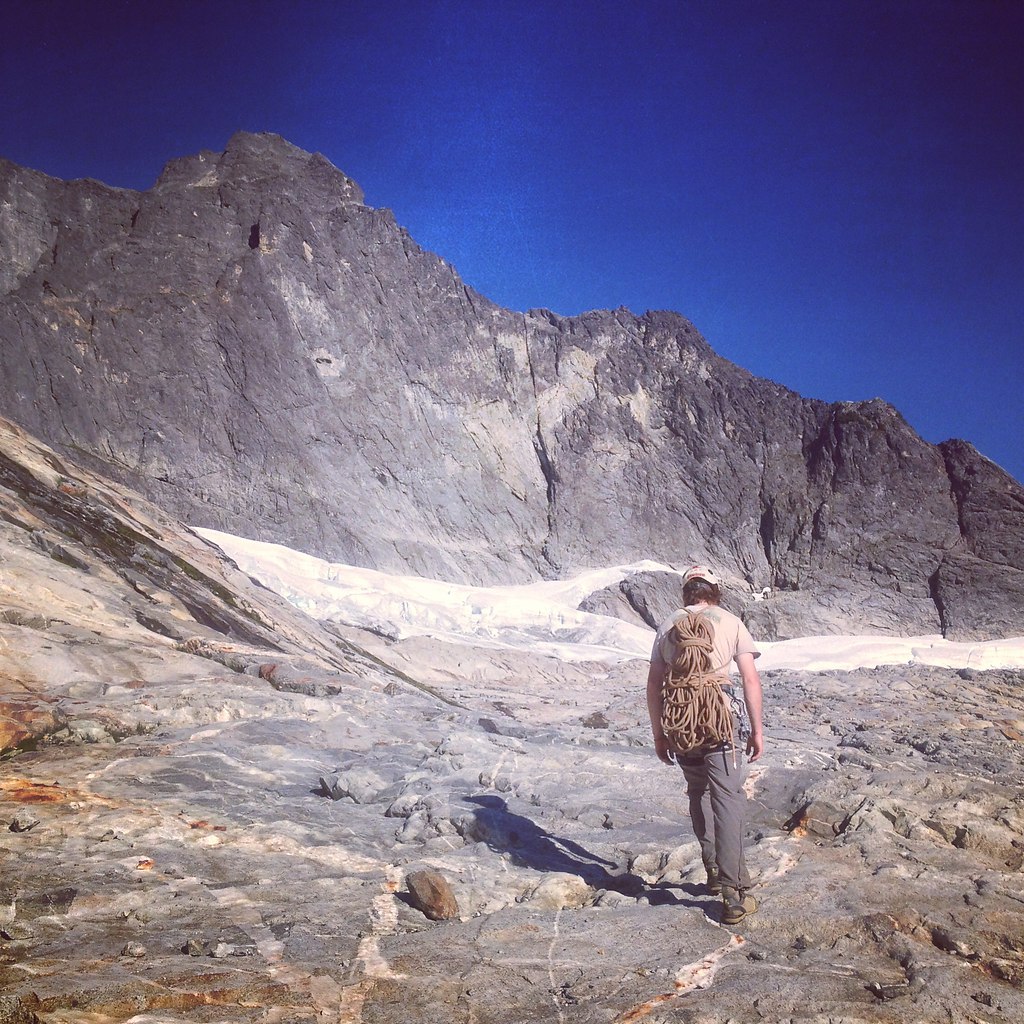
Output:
[660, 611, 735, 756]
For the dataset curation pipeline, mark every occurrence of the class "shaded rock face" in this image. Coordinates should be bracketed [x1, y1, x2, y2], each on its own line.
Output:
[1, 132, 1022, 638]
[577, 570, 688, 629]
[932, 440, 1024, 640]
[578, 569, 752, 629]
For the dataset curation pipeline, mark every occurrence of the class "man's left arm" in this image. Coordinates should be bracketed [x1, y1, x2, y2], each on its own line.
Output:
[735, 651, 764, 762]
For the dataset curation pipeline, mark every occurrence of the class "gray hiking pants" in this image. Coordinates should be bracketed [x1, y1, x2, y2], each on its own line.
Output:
[679, 743, 751, 891]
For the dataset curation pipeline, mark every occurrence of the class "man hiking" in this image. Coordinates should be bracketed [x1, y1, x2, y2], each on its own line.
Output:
[646, 565, 764, 924]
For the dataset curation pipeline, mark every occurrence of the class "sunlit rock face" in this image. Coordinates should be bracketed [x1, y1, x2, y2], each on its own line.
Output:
[1, 133, 1023, 638]
[1, 418, 1023, 1023]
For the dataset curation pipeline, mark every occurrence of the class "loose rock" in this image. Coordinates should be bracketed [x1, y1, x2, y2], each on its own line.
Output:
[406, 869, 459, 921]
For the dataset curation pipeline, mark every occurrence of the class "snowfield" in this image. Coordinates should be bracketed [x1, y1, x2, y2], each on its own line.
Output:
[197, 529, 1024, 674]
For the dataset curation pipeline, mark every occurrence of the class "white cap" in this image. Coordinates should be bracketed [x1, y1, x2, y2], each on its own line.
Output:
[682, 565, 721, 586]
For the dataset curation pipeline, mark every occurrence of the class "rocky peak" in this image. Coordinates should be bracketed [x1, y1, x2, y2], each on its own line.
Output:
[153, 131, 365, 205]
[0, 135, 1021, 639]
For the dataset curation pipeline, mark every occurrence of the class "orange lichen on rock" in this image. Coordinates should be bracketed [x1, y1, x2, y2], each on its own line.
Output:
[0, 776, 124, 811]
[19, 977, 293, 1018]
[997, 720, 1024, 742]
[0, 778, 66, 804]
[0, 698, 67, 755]
[186, 818, 228, 832]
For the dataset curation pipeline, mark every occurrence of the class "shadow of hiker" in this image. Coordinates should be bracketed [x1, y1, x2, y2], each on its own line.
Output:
[463, 795, 706, 909]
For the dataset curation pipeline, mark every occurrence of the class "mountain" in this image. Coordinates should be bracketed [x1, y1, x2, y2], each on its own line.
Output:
[1, 132, 1022, 639]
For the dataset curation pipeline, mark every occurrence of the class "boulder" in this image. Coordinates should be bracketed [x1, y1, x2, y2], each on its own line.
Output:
[405, 868, 459, 921]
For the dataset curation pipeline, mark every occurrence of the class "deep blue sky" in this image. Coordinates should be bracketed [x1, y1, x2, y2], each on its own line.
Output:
[3, 1, 1022, 482]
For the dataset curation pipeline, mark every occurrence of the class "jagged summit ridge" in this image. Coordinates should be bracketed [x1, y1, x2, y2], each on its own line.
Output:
[0, 133, 1022, 639]
[152, 131, 366, 203]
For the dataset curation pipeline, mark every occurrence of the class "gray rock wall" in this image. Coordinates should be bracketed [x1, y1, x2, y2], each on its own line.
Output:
[1, 133, 1022, 638]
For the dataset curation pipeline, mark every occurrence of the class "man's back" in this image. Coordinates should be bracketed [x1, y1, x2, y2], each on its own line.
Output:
[653, 603, 759, 675]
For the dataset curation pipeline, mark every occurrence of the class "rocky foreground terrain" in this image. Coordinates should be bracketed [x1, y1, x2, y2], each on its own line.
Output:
[2, 133, 1024, 640]
[2, 419, 1023, 1023]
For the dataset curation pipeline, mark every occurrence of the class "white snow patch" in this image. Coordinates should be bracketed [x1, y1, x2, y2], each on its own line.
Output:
[196, 529, 1024, 673]
[757, 633, 1024, 674]
[197, 529, 664, 663]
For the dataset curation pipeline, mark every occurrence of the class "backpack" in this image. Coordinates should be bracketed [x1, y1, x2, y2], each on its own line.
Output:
[660, 611, 735, 756]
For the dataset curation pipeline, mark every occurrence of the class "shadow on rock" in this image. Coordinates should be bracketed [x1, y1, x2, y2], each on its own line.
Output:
[463, 795, 704, 908]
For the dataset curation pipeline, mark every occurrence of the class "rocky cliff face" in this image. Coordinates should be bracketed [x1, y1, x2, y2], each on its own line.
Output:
[1, 132, 1022, 639]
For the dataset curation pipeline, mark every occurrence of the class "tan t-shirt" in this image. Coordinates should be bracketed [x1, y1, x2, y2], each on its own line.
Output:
[652, 604, 760, 677]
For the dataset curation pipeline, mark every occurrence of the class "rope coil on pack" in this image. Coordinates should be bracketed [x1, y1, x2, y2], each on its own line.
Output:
[660, 611, 735, 758]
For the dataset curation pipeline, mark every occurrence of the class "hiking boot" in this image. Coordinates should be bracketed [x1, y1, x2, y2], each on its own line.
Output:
[721, 886, 757, 925]
[704, 866, 722, 896]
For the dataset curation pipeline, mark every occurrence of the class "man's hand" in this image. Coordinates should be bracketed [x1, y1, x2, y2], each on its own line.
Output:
[654, 733, 674, 765]
[745, 730, 763, 763]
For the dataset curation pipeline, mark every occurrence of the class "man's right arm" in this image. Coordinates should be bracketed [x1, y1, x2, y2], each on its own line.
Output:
[646, 654, 673, 764]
